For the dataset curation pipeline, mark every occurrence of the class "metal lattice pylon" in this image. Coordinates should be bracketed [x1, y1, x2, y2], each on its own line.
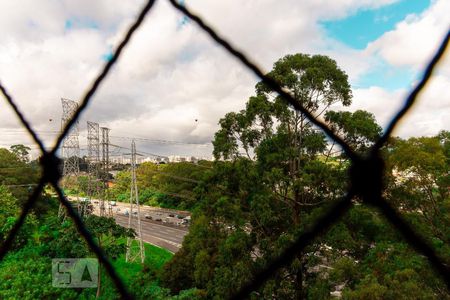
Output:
[85, 121, 100, 217]
[126, 140, 145, 264]
[59, 98, 80, 217]
[100, 127, 112, 217]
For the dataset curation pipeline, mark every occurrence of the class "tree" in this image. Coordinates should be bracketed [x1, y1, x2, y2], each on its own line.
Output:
[385, 134, 450, 260]
[110, 161, 210, 210]
[0, 184, 42, 253]
[0, 246, 79, 299]
[0, 185, 17, 225]
[148, 162, 208, 209]
[37, 214, 134, 298]
[212, 54, 356, 221]
[213, 53, 352, 161]
[0, 148, 40, 203]
[83, 215, 134, 297]
[325, 110, 382, 153]
[163, 54, 383, 298]
[10, 144, 31, 162]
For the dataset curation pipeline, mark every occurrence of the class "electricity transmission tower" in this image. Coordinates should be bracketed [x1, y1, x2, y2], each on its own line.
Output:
[59, 98, 80, 217]
[100, 127, 112, 217]
[126, 140, 145, 264]
[85, 121, 100, 217]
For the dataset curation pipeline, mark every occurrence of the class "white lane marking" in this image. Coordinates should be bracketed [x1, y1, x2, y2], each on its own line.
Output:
[141, 233, 181, 248]
[115, 216, 189, 233]
[115, 219, 185, 244]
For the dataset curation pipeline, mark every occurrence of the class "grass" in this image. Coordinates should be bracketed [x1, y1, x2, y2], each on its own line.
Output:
[112, 241, 173, 284]
[143, 242, 174, 269]
[98, 241, 173, 299]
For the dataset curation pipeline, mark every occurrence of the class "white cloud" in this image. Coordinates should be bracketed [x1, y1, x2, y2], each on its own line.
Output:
[331, 72, 449, 139]
[348, 0, 450, 138]
[341, 86, 406, 128]
[366, 0, 450, 69]
[0, 0, 447, 159]
[395, 74, 450, 137]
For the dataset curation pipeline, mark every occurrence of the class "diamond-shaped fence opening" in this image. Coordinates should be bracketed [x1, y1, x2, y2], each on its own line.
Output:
[0, 0, 448, 299]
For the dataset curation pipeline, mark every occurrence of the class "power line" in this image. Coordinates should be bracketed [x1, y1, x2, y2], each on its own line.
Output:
[0, 129, 212, 147]
[137, 169, 201, 184]
[110, 134, 212, 146]
[0, 166, 39, 170]
[110, 143, 167, 158]
[1, 183, 39, 187]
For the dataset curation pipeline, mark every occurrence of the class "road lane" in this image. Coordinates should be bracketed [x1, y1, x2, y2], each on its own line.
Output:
[72, 198, 191, 253]
[115, 215, 188, 253]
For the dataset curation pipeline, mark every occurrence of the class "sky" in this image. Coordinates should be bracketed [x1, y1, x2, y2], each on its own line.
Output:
[0, 0, 448, 158]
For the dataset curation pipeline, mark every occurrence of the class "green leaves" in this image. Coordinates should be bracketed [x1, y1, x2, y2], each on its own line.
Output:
[325, 110, 382, 153]
[160, 53, 448, 298]
[214, 53, 354, 162]
[9, 144, 31, 163]
[258, 54, 352, 107]
[110, 161, 209, 210]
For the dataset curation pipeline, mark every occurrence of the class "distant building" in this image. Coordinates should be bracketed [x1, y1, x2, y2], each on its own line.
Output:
[142, 156, 169, 164]
[114, 155, 212, 165]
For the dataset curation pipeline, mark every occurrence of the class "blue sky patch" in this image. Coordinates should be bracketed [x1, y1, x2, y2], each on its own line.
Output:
[64, 17, 99, 31]
[321, 0, 430, 49]
[101, 45, 114, 62]
[101, 52, 114, 62]
[177, 16, 189, 30]
[176, 0, 189, 30]
[64, 20, 73, 30]
[354, 60, 415, 90]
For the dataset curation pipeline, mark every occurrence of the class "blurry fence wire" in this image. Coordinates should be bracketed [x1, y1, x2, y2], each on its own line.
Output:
[0, 0, 448, 298]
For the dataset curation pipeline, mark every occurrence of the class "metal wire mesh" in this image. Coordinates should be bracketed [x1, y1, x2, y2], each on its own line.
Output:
[0, 0, 448, 299]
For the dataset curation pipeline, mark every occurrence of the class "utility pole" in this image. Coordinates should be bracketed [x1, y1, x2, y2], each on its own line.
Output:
[100, 127, 112, 217]
[86, 121, 100, 217]
[126, 140, 145, 264]
[59, 98, 80, 217]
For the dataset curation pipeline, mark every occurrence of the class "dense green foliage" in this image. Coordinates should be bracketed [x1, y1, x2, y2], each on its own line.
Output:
[111, 161, 212, 210]
[0, 233, 177, 299]
[160, 54, 449, 299]
[0, 147, 40, 203]
[0, 191, 179, 298]
[0, 147, 199, 299]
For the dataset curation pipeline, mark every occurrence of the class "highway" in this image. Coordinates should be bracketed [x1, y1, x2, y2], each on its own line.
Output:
[82, 198, 190, 253]
[115, 214, 188, 253]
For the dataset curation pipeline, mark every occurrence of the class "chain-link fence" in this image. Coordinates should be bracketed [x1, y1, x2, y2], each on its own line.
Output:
[0, 1, 448, 299]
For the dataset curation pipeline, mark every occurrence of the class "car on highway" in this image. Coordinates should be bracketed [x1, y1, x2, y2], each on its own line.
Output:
[124, 209, 129, 216]
[110, 201, 116, 206]
[168, 213, 175, 217]
[144, 214, 152, 220]
[182, 216, 191, 225]
[155, 217, 162, 222]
